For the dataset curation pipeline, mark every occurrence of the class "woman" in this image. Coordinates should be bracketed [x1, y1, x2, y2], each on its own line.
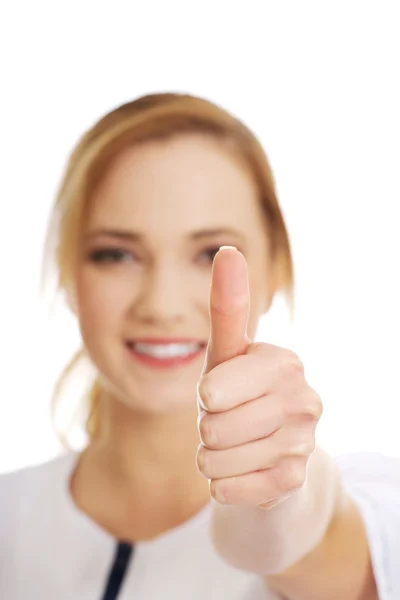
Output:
[1, 92, 398, 600]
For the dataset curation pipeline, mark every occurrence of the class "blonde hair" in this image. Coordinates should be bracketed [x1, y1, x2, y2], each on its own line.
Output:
[44, 92, 294, 444]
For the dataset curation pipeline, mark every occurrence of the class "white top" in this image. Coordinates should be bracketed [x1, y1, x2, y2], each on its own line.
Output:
[0, 451, 399, 599]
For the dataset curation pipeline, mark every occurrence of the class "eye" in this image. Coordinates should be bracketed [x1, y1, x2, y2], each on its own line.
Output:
[88, 247, 136, 263]
[197, 246, 221, 265]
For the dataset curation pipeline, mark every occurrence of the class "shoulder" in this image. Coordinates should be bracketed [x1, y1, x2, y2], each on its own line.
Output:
[0, 452, 76, 492]
[0, 453, 76, 525]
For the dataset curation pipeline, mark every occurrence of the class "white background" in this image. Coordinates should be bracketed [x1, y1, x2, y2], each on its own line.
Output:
[0, 1, 399, 473]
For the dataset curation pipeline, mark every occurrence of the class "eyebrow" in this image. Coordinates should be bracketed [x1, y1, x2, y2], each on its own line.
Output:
[84, 227, 245, 243]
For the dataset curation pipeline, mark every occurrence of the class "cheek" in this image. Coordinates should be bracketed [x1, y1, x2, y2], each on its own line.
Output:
[75, 268, 132, 339]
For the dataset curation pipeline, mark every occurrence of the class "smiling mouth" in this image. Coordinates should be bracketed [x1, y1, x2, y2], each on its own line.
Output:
[125, 340, 207, 368]
[127, 341, 205, 358]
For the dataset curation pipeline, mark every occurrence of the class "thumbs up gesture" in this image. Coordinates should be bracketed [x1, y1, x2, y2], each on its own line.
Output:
[197, 247, 323, 509]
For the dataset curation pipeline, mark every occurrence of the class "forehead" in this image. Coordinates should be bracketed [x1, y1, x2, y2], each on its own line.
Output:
[88, 133, 264, 238]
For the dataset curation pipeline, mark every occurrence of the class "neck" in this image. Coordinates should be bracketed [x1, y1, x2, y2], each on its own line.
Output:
[80, 393, 210, 514]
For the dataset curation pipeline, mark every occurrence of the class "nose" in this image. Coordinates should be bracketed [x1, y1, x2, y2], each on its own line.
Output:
[131, 261, 190, 325]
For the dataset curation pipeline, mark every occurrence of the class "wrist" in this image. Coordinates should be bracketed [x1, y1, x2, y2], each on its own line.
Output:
[210, 447, 344, 575]
[262, 447, 344, 573]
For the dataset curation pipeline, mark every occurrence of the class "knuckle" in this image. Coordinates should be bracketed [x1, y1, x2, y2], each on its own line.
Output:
[278, 460, 307, 493]
[210, 478, 238, 505]
[196, 445, 211, 477]
[286, 353, 305, 375]
[285, 391, 323, 423]
[303, 392, 323, 421]
[312, 395, 324, 420]
[198, 375, 219, 412]
[198, 415, 217, 448]
[281, 399, 298, 420]
[292, 435, 316, 457]
[210, 479, 227, 504]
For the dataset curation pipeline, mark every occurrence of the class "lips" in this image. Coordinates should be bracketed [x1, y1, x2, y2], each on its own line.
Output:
[125, 338, 207, 369]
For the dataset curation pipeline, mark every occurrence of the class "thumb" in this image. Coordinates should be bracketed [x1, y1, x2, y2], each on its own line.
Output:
[203, 246, 250, 374]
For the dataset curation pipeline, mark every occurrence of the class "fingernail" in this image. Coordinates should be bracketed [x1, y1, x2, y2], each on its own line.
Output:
[219, 245, 237, 251]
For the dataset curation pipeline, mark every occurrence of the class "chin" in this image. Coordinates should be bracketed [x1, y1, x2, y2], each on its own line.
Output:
[92, 349, 204, 416]
[109, 377, 199, 417]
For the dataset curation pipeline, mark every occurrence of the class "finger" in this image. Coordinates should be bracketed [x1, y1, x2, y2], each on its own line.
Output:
[198, 394, 284, 450]
[197, 435, 280, 480]
[198, 343, 294, 413]
[209, 457, 307, 506]
[204, 246, 250, 374]
[197, 424, 313, 479]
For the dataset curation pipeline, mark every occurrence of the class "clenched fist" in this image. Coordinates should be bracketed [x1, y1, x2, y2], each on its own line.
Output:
[196, 247, 323, 509]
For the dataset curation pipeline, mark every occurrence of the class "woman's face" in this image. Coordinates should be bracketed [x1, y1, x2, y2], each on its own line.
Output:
[75, 133, 273, 414]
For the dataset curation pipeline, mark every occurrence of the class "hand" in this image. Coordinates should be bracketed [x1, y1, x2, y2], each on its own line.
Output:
[196, 247, 323, 509]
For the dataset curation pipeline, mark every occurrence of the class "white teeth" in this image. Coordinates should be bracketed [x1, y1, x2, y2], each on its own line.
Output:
[132, 342, 201, 358]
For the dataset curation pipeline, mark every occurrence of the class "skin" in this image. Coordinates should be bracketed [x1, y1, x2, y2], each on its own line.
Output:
[70, 132, 377, 599]
[71, 133, 272, 539]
